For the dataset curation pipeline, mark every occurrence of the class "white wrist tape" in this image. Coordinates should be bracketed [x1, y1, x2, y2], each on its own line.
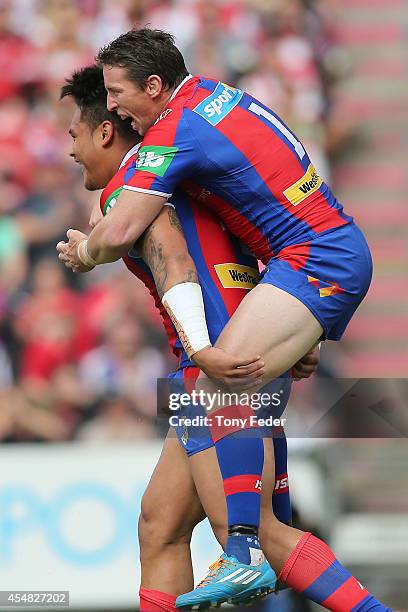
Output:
[162, 282, 211, 358]
[77, 239, 97, 269]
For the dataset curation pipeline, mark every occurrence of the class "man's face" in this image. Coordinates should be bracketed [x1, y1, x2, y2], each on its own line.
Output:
[104, 65, 158, 137]
[68, 107, 110, 190]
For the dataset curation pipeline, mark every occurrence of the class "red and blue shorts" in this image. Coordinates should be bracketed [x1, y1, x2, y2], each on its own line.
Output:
[168, 366, 292, 457]
[260, 222, 373, 340]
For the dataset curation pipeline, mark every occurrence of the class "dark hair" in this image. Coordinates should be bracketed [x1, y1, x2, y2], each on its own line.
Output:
[96, 28, 189, 90]
[60, 64, 136, 140]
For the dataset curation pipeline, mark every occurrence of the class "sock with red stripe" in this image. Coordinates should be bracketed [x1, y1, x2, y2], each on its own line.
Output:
[209, 405, 264, 565]
[139, 588, 176, 612]
[279, 533, 393, 611]
[272, 426, 292, 525]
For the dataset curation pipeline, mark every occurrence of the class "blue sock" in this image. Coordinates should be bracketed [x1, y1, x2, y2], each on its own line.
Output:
[226, 533, 261, 566]
[210, 410, 264, 565]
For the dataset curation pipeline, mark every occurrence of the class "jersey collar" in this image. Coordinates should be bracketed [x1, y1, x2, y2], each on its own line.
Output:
[168, 74, 194, 103]
[119, 143, 141, 169]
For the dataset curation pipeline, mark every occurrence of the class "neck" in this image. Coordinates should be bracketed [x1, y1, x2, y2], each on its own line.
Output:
[110, 140, 139, 175]
[162, 88, 175, 109]
[157, 75, 191, 116]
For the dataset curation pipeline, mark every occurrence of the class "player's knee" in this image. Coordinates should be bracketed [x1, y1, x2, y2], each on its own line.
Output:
[139, 493, 195, 550]
[139, 494, 176, 545]
[138, 514, 193, 558]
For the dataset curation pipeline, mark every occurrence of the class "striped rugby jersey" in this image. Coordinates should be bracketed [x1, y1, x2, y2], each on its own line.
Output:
[100, 146, 260, 367]
[123, 76, 353, 263]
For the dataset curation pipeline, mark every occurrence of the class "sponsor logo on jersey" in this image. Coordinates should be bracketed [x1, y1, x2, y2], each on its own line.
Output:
[103, 186, 123, 215]
[214, 263, 259, 290]
[283, 163, 323, 206]
[155, 108, 173, 124]
[135, 145, 178, 177]
[193, 82, 243, 126]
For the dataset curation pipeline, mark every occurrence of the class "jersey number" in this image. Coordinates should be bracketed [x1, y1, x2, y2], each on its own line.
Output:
[248, 102, 305, 159]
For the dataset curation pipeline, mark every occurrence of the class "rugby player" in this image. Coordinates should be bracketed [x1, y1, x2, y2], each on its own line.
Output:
[58, 64, 310, 607]
[57, 64, 394, 612]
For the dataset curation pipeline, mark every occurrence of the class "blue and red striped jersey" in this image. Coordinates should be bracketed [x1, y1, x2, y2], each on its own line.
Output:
[100, 148, 260, 367]
[123, 76, 352, 262]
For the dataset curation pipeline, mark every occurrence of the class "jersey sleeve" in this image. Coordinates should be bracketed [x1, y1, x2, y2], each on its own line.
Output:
[123, 114, 203, 198]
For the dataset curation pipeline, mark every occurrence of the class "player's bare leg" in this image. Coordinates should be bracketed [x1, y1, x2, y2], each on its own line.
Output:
[184, 440, 394, 611]
[214, 283, 323, 382]
[180, 283, 322, 588]
[190, 439, 305, 572]
[189, 439, 293, 555]
[139, 432, 207, 596]
[189, 438, 305, 571]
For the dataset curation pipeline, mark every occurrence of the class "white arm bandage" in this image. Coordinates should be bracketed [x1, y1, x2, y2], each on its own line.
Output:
[77, 239, 97, 269]
[161, 282, 211, 358]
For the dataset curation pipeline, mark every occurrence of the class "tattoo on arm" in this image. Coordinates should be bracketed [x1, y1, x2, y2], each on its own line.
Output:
[185, 269, 198, 283]
[141, 216, 198, 298]
[167, 206, 183, 234]
[167, 208, 198, 284]
[141, 223, 168, 297]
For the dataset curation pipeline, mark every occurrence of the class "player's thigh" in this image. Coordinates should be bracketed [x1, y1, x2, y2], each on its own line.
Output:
[214, 283, 323, 379]
[140, 430, 206, 543]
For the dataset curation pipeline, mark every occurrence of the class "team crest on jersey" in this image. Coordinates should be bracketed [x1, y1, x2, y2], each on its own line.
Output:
[283, 164, 322, 206]
[193, 82, 243, 126]
[103, 186, 123, 215]
[135, 145, 178, 177]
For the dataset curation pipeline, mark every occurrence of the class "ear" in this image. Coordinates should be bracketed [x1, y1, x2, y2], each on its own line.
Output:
[100, 120, 114, 147]
[145, 75, 165, 100]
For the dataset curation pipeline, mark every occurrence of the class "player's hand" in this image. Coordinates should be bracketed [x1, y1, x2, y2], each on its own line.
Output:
[291, 346, 320, 380]
[192, 346, 265, 388]
[56, 229, 94, 273]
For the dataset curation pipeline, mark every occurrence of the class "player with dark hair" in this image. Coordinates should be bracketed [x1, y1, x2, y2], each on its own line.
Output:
[59, 64, 315, 607]
[57, 61, 392, 612]
[59, 66, 266, 383]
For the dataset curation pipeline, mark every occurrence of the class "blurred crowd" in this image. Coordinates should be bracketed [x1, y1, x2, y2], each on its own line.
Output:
[0, 0, 351, 443]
